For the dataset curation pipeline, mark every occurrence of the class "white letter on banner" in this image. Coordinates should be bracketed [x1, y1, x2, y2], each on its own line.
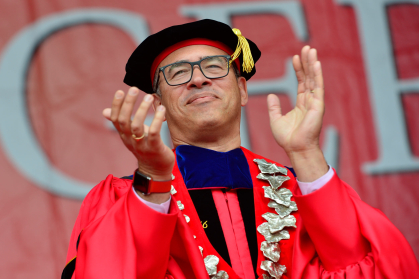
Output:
[337, 0, 419, 174]
[180, 1, 340, 170]
[0, 9, 149, 199]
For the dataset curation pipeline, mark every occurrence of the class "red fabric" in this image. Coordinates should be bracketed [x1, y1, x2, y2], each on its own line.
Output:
[150, 38, 240, 85]
[66, 148, 419, 278]
[225, 191, 255, 279]
[212, 190, 255, 279]
[291, 173, 419, 278]
[66, 175, 208, 279]
[212, 190, 244, 277]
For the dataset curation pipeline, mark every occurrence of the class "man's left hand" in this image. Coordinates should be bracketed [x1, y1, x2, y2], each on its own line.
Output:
[267, 45, 329, 182]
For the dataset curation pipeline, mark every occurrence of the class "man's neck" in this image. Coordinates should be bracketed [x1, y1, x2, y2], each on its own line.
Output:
[172, 133, 241, 152]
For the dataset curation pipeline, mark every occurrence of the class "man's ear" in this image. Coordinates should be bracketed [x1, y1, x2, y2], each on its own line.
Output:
[238, 77, 248, 106]
[152, 94, 162, 110]
[152, 93, 167, 121]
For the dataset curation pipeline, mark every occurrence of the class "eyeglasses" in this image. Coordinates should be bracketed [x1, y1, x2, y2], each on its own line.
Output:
[159, 55, 231, 86]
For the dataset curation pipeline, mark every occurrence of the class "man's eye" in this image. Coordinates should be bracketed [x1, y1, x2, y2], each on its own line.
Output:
[205, 64, 223, 69]
[171, 69, 189, 78]
[173, 70, 184, 76]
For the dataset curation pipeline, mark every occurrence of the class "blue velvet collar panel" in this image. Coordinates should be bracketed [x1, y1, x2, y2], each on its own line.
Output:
[175, 145, 253, 190]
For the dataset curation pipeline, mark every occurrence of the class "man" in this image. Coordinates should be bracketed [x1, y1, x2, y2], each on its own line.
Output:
[63, 19, 419, 279]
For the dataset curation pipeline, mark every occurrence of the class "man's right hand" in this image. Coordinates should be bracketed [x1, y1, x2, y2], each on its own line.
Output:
[103, 87, 174, 203]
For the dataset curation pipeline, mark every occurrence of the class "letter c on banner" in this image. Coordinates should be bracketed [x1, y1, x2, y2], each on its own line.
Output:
[0, 9, 149, 199]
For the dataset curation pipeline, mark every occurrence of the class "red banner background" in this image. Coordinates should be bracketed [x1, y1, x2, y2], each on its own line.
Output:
[0, 0, 418, 278]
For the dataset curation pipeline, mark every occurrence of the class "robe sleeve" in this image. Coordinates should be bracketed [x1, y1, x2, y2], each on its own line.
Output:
[64, 174, 206, 279]
[133, 186, 172, 213]
[292, 171, 419, 279]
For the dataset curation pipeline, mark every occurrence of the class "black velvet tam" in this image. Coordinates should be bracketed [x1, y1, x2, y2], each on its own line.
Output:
[123, 19, 261, 93]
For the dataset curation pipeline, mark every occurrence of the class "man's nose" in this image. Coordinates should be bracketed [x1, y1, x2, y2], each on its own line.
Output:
[187, 65, 212, 89]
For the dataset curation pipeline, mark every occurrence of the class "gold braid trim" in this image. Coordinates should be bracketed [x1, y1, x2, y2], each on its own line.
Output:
[230, 28, 255, 73]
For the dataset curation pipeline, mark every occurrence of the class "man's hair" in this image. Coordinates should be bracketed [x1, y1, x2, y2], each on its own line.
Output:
[153, 62, 241, 98]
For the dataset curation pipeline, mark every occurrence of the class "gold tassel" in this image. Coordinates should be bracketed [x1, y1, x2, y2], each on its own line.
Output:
[230, 28, 254, 73]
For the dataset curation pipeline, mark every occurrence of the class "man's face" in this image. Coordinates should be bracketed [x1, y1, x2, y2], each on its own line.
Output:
[153, 45, 248, 143]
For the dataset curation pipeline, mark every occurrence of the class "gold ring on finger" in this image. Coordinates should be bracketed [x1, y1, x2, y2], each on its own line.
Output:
[310, 90, 315, 93]
[132, 133, 145, 141]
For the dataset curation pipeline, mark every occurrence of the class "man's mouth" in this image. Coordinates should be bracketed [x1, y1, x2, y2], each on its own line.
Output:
[187, 93, 218, 104]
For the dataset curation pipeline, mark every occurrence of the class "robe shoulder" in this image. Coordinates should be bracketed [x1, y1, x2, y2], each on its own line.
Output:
[293, 172, 419, 278]
[80, 174, 133, 224]
[65, 175, 132, 263]
[242, 146, 419, 278]
[65, 174, 208, 279]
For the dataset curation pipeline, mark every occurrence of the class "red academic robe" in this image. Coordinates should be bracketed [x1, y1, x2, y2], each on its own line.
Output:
[65, 147, 419, 278]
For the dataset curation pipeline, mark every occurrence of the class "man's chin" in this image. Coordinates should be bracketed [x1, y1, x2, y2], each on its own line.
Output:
[190, 114, 225, 129]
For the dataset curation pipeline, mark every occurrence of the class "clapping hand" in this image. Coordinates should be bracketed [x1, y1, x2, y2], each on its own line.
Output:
[267, 46, 328, 181]
[103, 87, 174, 202]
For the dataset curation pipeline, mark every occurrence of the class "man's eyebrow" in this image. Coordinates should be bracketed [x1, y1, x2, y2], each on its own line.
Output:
[171, 56, 211, 64]
[165, 56, 217, 73]
[171, 59, 189, 64]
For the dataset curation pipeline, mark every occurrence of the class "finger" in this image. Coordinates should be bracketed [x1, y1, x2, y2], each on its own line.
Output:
[131, 94, 154, 138]
[147, 105, 166, 147]
[267, 94, 282, 122]
[102, 108, 111, 121]
[110, 90, 125, 133]
[301, 45, 311, 89]
[313, 61, 325, 102]
[118, 87, 140, 136]
[292, 55, 306, 93]
[308, 48, 318, 91]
